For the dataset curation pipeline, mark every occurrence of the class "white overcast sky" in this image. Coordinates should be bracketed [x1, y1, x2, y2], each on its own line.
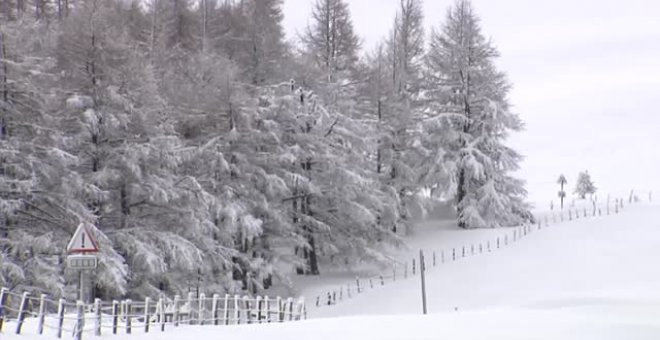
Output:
[283, 0, 660, 206]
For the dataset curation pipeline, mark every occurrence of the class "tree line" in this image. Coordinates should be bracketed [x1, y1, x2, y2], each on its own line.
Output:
[0, 0, 530, 299]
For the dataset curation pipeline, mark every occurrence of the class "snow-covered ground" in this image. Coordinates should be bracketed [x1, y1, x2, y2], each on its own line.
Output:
[6, 200, 660, 339]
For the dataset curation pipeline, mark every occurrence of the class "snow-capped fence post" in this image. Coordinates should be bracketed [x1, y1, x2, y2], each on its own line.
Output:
[356, 277, 362, 293]
[211, 294, 219, 325]
[158, 298, 165, 331]
[173, 295, 181, 327]
[452, 248, 456, 261]
[15, 292, 30, 335]
[380, 275, 385, 286]
[74, 300, 84, 340]
[56, 298, 66, 338]
[111, 300, 119, 334]
[369, 278, 374, 289]
[198, 293, 206, 325]
[404, 264, 408, 278]
[471, 244, 474, 255]
[479, 243, 483, 253]
[497, 237, 500, 249]
[125, 299, 133, 334]
[441, 250, 445, 263]
[0, 287, 7, 332]
[433, 251, 436, 266]
[37, 294, 47, 335]
[462, 246, 465, 258]
[412, 258, 416, 275]
[144, 297, 151, 332]
[419, 250, 427, 315]
[94, 298, 102, 336]
[326, 292, 331, 306]
[315, 296, 320, 307]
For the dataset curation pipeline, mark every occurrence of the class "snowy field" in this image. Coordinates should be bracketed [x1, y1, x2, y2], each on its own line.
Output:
[5, 200, 660, 339]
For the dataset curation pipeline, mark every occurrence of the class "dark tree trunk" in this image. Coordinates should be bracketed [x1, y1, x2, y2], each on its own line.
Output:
[456, 168, 467, 229]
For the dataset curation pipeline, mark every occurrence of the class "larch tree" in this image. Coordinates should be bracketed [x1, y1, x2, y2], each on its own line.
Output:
[424, 0, 531, 229]
[557, 174, 567, 209]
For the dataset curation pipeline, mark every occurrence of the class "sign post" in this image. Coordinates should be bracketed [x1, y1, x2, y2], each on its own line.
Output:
[419, 250, 427, 315]
[67, 223, 100, 303]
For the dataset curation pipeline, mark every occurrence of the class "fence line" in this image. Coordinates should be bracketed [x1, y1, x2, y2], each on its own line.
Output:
[0, 288, 305, 338]
[310, 190, 650, 309]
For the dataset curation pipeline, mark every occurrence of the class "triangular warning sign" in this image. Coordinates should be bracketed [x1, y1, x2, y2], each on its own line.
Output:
[67, 223, 100, 253]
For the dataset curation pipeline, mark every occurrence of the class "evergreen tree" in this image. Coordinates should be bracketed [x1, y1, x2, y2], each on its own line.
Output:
[424, 0, 531, 228]
[574, 171, 596, 199]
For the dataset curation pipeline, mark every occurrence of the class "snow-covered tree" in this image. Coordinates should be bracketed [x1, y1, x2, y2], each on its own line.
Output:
[423, 0, 531, 228]
[557, 174, 567, 209]
[574, 171, 596, 199]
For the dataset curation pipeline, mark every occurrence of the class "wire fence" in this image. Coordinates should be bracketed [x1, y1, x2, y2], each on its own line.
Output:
[309, 190, 651, 308]
[0, 288, 306, 339]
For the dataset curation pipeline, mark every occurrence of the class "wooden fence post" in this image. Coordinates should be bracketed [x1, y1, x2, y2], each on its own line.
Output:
[264, 296, 271, 323]
[233, 295, 240, 324]
[223, 294, 230, 325]
[173, 295, 181, 327]
[211, 294, 220, 325]
[471, 244, 474, 255]
[244, 296, 252, 324]
[256, 296, 263, 323]
[112, 300, 119, 334]
[56, 298, 66, 338]
[144, 297, 151, 332]
[125, 299, 132, 334]
[380, 275, 384, 286]
[412, 258, 416, 275]
[37, 294, 47, 335]
[0, 288, 8, 332]
[94, 298, 102, 336]
[75, 300, 84, 340]
[497, 237, 500, 248]
[369, 278, 374, 289]
[15, 292, 30, 335]
[158, 298, 165, 332]
[276, 297, 283, 322]
[198, 293, 206, 325]
[452, 248, 456, 261]
[287, 297, 294, 321]
[462, 246, 465, 258]
[356, 277, 361, 293]
[187, 292, 195, 325]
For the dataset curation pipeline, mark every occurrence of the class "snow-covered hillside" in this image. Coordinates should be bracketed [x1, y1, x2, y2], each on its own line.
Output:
[6, 202, 660, 339]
